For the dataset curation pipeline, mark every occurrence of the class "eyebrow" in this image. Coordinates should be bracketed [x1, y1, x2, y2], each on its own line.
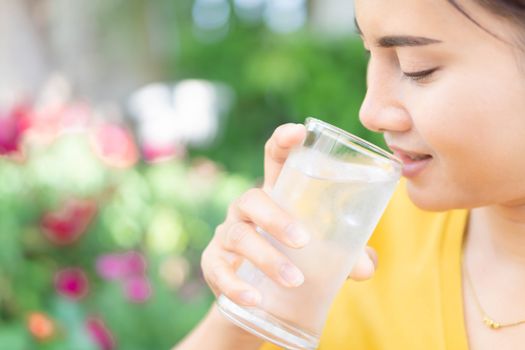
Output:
[354, 18, 442, 48]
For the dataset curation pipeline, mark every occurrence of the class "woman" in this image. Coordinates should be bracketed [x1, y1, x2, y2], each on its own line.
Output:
[175, 0, 525, 349]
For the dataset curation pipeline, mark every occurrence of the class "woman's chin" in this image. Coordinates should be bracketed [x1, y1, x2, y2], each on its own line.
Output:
[405, 182, 461, 212]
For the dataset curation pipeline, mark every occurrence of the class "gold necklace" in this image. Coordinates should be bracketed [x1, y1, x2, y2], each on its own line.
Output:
[464, 266, 525, 330]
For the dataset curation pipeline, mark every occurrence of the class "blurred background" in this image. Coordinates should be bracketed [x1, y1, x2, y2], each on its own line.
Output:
[0, 0, 374, 349]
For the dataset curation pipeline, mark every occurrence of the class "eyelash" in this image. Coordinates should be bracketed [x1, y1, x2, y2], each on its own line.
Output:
[363, 49, 438, 82]
[402, 68, 438, 82]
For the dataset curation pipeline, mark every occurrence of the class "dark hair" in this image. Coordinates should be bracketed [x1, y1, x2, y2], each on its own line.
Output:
[447, 0, 525, 47]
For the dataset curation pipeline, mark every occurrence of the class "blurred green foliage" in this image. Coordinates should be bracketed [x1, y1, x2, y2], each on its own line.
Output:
[0, 134, 253, 349]
[183, 33, 375, 177]
[0, 0, 376, 349]
[96, 0, 376, 177]
[172, 13, 376, 177]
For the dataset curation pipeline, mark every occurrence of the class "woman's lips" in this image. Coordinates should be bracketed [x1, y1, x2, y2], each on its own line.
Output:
[388, 146, 433, 178]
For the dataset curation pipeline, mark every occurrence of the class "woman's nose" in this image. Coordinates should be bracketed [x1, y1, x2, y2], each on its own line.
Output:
[359, 100, 411, 133]
[359, 60, 412, 133]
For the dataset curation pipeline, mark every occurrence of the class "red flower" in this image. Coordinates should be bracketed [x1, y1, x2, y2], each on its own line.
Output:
[0, 103, 32, 155]
[90, 123, 138, 168]
[54, 268, 89, 300]
[41, 199, 97, 245]
[86, 316, 116, 350]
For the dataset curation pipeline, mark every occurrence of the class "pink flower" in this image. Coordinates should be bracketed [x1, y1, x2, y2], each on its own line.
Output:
[90, 123, 138, 168]
[41, 199, 97, 245]
[141, 142, 185, 164]
[54, 268, 89, 300]
[96, 251, 147, 281]
[86, 316, 115, 350]
[123, 251, 147, 276]
[95, 254, 123, 281]
[123, 276, 152, 303]
[0, 103, 32, 155]
[96, 251, 152, 303]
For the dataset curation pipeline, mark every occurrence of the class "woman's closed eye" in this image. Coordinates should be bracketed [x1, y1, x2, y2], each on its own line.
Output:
[362, 45, 441, 83]
[402, 67, 439, 82]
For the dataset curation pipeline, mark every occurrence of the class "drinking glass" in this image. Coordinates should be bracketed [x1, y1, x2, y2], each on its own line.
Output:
[217, 117, 402, 350]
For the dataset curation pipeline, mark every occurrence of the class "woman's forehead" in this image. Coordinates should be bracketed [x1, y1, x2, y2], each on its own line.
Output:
[355, 0, 461, 37]
[354, 0, 516, 45]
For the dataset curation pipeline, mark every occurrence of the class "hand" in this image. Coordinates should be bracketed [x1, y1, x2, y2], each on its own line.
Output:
[201, 123, 378, 307]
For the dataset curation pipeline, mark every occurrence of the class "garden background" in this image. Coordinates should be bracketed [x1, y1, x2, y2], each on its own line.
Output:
[0, 0, 377, 349]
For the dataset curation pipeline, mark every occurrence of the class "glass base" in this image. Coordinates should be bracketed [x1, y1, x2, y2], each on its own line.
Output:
[217, 295, 319, 350]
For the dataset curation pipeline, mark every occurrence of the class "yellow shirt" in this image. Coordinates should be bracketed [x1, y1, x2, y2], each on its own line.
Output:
[261, 181, 470, 350]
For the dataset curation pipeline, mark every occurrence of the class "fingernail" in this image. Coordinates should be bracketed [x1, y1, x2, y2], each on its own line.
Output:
[286, 224, 310, 247]
[239, 291, 261, 305]
[370, 254, 378, 269]
[279, 263, 304, 287]
[366, 247, 378, 269]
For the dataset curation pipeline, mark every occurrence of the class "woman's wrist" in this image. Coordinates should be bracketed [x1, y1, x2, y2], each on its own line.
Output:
[173, 303, 264, 350]
[207, 303, 264, 346]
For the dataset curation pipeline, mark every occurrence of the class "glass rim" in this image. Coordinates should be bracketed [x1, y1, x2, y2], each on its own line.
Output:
[305, 117, 402, 166]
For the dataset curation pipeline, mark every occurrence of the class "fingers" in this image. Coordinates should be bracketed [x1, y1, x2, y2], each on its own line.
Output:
[231, 188, 310, 248]
[221, 221, 305, 288]
[202, 184, 311, 308]
[348, 247, 378, 281]
[263, 123, 306, 191]
[203, 251, 262, 306]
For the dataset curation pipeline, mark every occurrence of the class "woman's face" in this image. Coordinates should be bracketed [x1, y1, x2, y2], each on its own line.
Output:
[355, 0, 525, 211]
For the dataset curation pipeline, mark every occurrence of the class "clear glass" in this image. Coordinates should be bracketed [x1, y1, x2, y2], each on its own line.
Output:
[217, 118, 402, 349]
